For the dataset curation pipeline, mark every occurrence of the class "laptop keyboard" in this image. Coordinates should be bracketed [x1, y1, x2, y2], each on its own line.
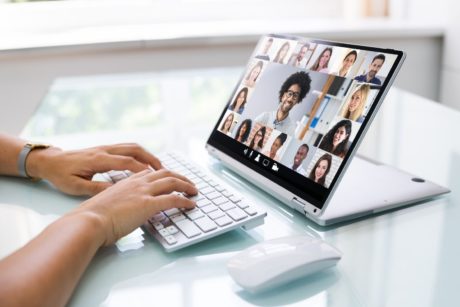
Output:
[100, 152, 267, 252]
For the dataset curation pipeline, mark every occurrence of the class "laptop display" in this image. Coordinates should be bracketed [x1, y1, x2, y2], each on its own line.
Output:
[207, 34, 405, 212]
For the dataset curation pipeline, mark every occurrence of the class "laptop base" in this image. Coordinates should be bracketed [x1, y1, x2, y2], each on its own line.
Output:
[310, 156, 450, 226]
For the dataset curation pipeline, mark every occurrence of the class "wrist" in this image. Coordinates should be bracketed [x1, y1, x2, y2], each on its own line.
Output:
[26, 146, 62, 180]
[65, 208, 108, 249]
[78, 197, 116, 246]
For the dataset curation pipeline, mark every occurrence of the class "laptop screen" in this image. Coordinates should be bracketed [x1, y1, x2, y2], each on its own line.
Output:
[207, 34, 405, 210]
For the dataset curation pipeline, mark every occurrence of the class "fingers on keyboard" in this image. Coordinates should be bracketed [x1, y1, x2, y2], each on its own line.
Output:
[144, 153, 265, 251]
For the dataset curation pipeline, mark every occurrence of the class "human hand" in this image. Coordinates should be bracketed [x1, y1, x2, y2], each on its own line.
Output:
[75, 168, 197, 246]
[26, 143, 162, 196]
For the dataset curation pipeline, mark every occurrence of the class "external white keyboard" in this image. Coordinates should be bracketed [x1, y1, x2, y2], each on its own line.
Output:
[100, 152, 267, 252]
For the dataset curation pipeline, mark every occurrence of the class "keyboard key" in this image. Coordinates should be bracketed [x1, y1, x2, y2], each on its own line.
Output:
[158, 155, 172, 162]
[164, 235, 177, 245]
[183, 207, 199, 214]
[208, 209, 225, 220]
[215, 185, 225, 192]
[100, 172, 113, 183]
[222, 190, 233, 198]
[166, 162, 180, 169]
[107, 170, 122, 177]
[184, 162, 193, 168]
[220, 202, 236, 211]
[152, 222, 164, 231]
[200, 186, 215, 195]
[151, 212, 167, 222]
[226, 207, 248, 221]
[244, 206, 258, 216]
[215, 215, 233, 227]
[195, 182, 208, 190]
[229, 195, 242, 203]
[160, 218, 173, 227]
[109, 171, 128, 182]
[175, 219, 202, 238]
[201, 175, 212, 182]
[185, 209, 205, 220]
[186, 172, 197, 179]
[201, 204, 218, 214]
[188, 193, 205, 202]
[166, 225, 179, 235]
[163, 208, 181, 217]
[194, 216, 217, 232]
[207, 180, 218, 187]
[212, 196, 228, 206]
[206, 191, 221, 200]
[176, 157, 186, 164]
[191, 177, 203, 185]
[196, 199, 212, 208]
[237, 200, 250, 209]
[160, 157, 173, 164]
[158, 228, 170, 237]
[170, 214, 187, 223]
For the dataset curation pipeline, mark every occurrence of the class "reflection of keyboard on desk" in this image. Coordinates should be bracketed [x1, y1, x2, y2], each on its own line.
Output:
[100, 152, 267, 252]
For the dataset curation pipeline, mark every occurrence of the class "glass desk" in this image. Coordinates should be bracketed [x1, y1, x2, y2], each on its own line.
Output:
[0, 69, 458, 307]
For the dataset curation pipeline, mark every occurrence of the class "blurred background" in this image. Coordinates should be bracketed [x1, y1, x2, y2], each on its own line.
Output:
[0, 0, 457, 144]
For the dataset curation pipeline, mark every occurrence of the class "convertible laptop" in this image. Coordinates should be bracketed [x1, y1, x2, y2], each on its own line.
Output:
[204, 33, 449, 225]
[106, 34, 449, 251]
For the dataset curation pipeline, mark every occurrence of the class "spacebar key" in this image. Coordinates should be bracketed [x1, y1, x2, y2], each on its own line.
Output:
[175, 219, 202, 238]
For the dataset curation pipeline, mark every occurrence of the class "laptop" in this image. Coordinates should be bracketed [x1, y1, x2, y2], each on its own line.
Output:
[204, 33, 449, 226]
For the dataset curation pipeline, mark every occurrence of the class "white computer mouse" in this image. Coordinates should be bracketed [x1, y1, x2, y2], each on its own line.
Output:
[226, 235, 342, 293]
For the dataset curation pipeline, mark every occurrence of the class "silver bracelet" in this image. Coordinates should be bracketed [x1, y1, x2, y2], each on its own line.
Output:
[17, 143, 50, 179]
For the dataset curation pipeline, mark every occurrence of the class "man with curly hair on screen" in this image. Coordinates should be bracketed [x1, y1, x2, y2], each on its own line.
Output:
[254, 71, 311, 135]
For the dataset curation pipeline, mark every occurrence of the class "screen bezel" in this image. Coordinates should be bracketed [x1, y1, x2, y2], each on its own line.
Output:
[206, 34, 405, 211]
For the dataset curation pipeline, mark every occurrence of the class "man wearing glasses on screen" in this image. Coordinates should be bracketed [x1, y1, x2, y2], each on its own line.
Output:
[254, 71, 311, 135]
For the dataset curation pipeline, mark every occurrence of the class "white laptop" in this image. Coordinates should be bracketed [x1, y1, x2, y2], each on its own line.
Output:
[203, 33, 449, 226]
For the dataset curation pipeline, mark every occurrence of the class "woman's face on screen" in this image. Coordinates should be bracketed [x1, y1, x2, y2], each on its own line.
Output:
[319, 50, 331, 68]
[348, 90, 362, 112]
[254, 130, 263, 144]
[342, 54, 356, 70]
[224, 115, 233, 130]
[315, 159, 329, 180]
[236, 91, 246, 105]
[333, 126, 348, 146]
[279, 44, 289, 59]
[249, 65, 261, 81]
[240, 123, 248, 136]
[270, 138, 282, 155]
[298, 46, 308, 60]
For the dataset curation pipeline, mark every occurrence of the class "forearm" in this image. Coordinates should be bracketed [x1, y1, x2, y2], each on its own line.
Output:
[0, 164, 197, 306]
[0, 133, 27, 176]
[0, 210, 106, 307]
